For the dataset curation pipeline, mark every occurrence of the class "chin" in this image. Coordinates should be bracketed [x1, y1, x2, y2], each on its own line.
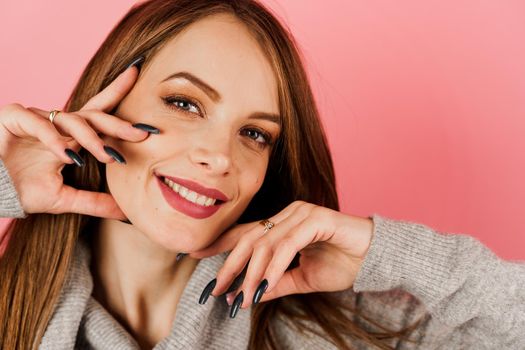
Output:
[142, 223, 213, 253]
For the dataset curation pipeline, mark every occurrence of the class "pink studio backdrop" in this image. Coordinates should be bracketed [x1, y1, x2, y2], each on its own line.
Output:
[0, 1, 524, 260]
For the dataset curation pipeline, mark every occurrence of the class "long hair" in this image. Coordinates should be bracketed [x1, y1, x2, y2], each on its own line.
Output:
[0, 1, 425, 349]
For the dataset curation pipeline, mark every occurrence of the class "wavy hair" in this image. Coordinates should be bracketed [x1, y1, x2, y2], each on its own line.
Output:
[0, 1, 425, 348]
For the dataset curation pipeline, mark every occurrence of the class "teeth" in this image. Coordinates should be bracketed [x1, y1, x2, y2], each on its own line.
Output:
[186, 191, 197, 202]
[163, 177, 217, 207]
[196, 195, 207, 205]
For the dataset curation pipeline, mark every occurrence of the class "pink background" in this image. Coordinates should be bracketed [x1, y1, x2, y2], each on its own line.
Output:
[1, 1, 524, 260]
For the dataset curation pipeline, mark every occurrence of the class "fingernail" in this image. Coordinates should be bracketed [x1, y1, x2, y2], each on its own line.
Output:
[103, 145, 126, 164]
[253, 279, 268, 305]
[176, 252, 188, 262]
[199, 278, 216, 305]
[64, 148, 85, 167]
[119, 218, 132, 224]
[132, 123, 160, 134]
[230, 291, 244, 318]
[126, 55, 145, 71]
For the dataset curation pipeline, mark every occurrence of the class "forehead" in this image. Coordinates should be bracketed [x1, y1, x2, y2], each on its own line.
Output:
[144, 13, 279, 113]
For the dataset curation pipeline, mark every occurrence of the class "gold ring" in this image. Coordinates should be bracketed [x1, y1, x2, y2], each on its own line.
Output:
[49, 110, 61, 124]
[259, 219, 275, 234]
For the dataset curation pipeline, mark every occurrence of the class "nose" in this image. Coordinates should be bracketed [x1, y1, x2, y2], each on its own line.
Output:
[189, 132, 232, 175]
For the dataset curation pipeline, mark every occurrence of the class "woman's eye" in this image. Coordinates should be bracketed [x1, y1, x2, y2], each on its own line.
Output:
[162, 96, 201, 115]
[241, 128, 274, 148]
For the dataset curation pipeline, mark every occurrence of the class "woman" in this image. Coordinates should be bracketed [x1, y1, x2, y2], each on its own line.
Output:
[0, 0, 523, 349]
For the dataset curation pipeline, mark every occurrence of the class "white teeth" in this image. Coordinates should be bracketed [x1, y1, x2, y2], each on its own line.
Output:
[196, 195, 207, 205]
[186, 191, 197, 202]
[163, 177, 217, 207]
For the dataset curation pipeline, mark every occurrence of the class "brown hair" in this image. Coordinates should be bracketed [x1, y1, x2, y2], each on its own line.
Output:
[0, 0, 425, 349]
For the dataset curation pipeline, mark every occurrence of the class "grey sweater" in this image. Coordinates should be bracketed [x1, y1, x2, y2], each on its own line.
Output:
[1, 158, 524, 349]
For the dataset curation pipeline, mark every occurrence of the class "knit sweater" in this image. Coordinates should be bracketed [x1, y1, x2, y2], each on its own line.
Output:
[1, 158, 524, 349]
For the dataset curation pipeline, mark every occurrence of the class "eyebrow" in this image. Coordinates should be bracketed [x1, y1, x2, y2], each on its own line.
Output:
[161, 71, 281, 127]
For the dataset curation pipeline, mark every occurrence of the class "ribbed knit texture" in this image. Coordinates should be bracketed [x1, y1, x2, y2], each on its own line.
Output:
[1, 161, 524, 349]
[0, 158, 27, 218]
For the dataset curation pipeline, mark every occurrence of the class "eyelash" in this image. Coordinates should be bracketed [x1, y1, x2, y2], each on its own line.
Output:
[161, 95, 275, 148]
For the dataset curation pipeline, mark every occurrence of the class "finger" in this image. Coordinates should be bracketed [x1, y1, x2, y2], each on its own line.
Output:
[29, 107, 149, 142]
[237, 242, 273, 309]
[81, 61, 140, 112]
[257, 266, 304, 303]
[233, 211, 309, 309]
[211, 232, 260, 296]
[2, 105, 79, 164]
[191, 201, 306, 259]
[53, 185, 126, 220]
[27, 110, 119, 163]
[262, 216, 327, 297]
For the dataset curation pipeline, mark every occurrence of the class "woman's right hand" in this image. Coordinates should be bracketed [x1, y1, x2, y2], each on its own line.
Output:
[0, 63, 152, 220]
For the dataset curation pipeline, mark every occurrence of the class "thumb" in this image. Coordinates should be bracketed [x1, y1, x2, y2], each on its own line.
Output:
[55, 185, 127, 220]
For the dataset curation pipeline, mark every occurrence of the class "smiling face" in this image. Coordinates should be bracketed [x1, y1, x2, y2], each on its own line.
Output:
[102, 13, 281, 252]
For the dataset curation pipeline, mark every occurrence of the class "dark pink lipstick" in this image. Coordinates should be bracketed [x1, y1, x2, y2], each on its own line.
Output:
[155, 174, 227, 219]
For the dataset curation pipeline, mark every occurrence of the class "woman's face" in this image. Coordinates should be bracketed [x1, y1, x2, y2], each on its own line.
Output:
[103, 13, 281, 252]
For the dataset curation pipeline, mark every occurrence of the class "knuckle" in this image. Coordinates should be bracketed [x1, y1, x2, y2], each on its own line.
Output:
[237, 234, 254, 248]
[253, 239, 270, 252]
[310, 205, 325, 218]
[277, 238, 296, 252]
[2, 103, 23, 113]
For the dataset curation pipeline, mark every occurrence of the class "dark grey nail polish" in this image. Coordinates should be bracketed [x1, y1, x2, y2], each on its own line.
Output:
[126, 55, 145, 71]
[230, 291, 244, 318]
[132, 123, 160, 134]
[199, 278, 216, 305]
[103, 145, 126, 164]
[176, 252, 188, 262]
[119, 218, 132, 224]
[253, 279, 268, 305]
[64, 148, 85, 167]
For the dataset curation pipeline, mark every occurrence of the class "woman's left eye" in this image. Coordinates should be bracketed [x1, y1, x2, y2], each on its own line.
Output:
[162, 96, 201, 115]
[241, 128, 273, 148]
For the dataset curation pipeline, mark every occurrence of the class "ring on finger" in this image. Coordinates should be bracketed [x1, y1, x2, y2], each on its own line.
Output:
[259, 219, 275, 234]
[49, 109, 62, 124]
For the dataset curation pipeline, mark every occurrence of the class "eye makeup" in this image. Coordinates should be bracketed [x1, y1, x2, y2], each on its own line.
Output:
[160, 94, 277, 149]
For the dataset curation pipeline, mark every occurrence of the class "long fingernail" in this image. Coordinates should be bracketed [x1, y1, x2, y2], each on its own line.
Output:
[253, 279, 268, 305]
[176, 252, 188, 262]
[103, 145, 126, 164]
[64, 148, 85, 167]
[132, 123, 160, 134]
[199, 278, 216, 305]
[230, 291, 244, 318]
[126, 55, 145, 71]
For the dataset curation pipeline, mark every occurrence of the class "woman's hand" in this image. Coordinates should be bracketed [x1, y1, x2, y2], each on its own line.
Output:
[191, 200, 375, 317]
[0, 61, 155, 220]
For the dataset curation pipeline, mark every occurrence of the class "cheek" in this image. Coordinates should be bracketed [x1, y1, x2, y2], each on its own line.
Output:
[240, 163, 267, 199]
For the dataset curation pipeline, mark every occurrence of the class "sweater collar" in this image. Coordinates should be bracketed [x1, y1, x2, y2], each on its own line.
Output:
[40, 235, 252, 349]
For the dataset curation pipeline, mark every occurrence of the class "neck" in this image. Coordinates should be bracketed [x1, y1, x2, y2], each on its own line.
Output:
[89, 218, 199, 348]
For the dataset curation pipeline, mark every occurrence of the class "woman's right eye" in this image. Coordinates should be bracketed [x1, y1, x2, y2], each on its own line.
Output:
[162, 96, 202, 116]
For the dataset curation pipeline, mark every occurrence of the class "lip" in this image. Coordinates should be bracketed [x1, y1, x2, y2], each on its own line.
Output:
[155, 173, 229, 201]
[156, 175, 226, 219]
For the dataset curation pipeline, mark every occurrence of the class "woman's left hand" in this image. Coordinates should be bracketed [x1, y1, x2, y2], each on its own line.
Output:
[189, 200, 375, 315]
